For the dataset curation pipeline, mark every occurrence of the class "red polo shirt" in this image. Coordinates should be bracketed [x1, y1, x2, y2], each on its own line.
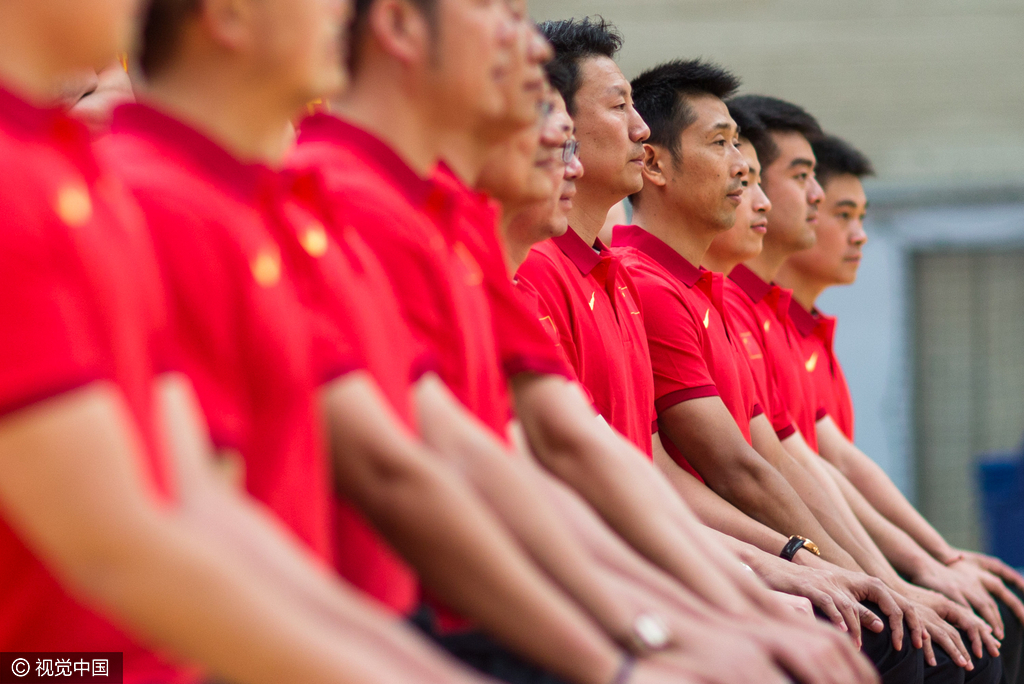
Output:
[292, 115, 569, 438]
[729, 265, 825, 451]
[292, 116, 514, 437]
[517, 230, 656, 457]
[276, 177, 427, 613]
[612, 226, 763, 479]
[720, 271, 797, 441]
[0, 85, 194, 683]
[791, 306, 855, 442]
[433, 165, 572, 384]
[102, 104, 355, 564]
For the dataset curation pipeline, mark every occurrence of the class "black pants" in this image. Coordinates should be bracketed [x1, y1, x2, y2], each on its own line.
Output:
[824, 601, 924, 683]
[411, 606, 568, 684]
[996, 584, 1024, 684]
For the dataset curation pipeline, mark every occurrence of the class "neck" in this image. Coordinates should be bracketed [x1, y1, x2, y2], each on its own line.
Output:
[439, 128, 495, 188]
[631, 196, 717, 268]
[568, 187, 618, 247]
[742, 237, 792, 285]
[335, 69, 440, 177]
[701, 250, 742, 276]
[0, 17, 84, 104]
[774, 262, 828, 312]
[500, 210, 530, 276]
[146, 62, 298, 165]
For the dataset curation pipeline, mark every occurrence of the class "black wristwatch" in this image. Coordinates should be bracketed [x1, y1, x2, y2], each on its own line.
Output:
[780, 535, 821, 562]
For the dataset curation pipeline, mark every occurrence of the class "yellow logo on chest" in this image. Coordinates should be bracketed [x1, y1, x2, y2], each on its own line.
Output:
[805, 351, 819, 373]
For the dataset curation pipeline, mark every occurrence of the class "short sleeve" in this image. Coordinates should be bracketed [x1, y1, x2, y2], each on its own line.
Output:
[0, 221, 109, 417]
[468, 227, 571, 381]
[515, 251, 583, 380]
[625, 263, 718, 414]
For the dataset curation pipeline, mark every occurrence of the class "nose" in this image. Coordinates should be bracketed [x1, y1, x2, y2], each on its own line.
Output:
[753, 184, 772, 214]
[629, 106, 651, 143]
[851, 218, 868, 247]
[808, 175, 825, 207]
[565, 150, 584, 180]
[731, 147, 750, 181]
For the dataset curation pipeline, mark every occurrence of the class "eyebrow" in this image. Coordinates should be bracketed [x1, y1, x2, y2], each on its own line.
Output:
[711, 121, 734, 132]
[607, 85, 630, 99]
[789, 158, 815, 169]
[835, 199, 860, 209]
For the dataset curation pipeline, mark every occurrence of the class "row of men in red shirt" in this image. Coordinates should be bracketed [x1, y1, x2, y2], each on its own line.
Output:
[1, 1, 1022, 684]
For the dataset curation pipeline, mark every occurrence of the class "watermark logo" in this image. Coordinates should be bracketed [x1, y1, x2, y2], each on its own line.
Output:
[0, 654, 122, 683]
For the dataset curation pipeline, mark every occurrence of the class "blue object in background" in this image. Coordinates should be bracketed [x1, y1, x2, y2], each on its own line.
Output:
[977, 447, 1024, 569]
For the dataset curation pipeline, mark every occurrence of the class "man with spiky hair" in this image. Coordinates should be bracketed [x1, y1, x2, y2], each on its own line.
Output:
[722, 95, 1006, 684]
[777, 134, 1024, 684]
[612, 56, 998, 683]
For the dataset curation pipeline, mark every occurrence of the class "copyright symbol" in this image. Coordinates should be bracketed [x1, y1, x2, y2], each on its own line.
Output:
[11, 658, 30, 677]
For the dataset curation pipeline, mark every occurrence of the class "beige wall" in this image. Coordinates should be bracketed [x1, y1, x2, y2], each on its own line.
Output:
[532, 0, 1024, 188]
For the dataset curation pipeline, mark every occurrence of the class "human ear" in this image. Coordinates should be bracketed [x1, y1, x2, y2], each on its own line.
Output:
[641, 143, 669, 188]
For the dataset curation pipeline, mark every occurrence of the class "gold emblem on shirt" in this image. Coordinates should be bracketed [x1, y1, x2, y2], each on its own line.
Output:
[703, 309, 711, 329]
[56, 185, 93, 227]
[805, 351, 819, 373]
[763, 319, 771, 333]
[251, 248, 282, 287]
[300, 222, 329, 257]
[589, 293, 596, 310]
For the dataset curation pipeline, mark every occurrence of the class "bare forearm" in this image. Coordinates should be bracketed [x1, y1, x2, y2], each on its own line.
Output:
[92, 515, 462, 684]
[512, 375, 755, 614]
[823, 459, 936, 581]
[821, 427, 956, 563]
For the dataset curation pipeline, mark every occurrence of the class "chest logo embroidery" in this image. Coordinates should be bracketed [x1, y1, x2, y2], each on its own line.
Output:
[589, 292, 596, 310]
[56, 185, 93, 227]
[805, 351, 819, 373]
[740, 331, 763, 360]
[300, 222, 329, 257]
[763, 319, 771, 333]
[703, 309, 711, 329]
[251, 248, 282, 288]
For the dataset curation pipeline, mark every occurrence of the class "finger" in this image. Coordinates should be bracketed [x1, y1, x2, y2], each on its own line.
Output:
[984, 575, 1024, 626]
[981, 626, 1001, 658]
[969, 591, 1004, 639]
[867, 587, 903, 648]
[857, 603, 885, 634]
[901, 603, 923, 651]
[835, 594, 862, 647]
[930, 625, 971, 669]
[960, 616, 986, 660]
[921, 630, 936, 668]
[986, 557, 1024, 592]
[815, 592, 849, 633]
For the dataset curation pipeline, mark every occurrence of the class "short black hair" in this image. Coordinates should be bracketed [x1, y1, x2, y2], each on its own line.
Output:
[726, 100, 777, 172]
[631, 59, 740, 162]
[544, 59, 572, 105]
[725, 95, 822, 168]
[350, 0, 437, 73]
[812, 134, 875, 187]
[140, 0, 200, 77]
[538, 16, 622, 115]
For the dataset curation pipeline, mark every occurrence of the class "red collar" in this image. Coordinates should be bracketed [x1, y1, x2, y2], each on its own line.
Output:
[0, 81, 97, 178]
[297, 113, 436, 207]
[612, 224, 701, 287]
[552, 228, 605, 276]
[789, 298, 819, 337]
[112, 103, 276, 202]
[728, 263, 773, 303]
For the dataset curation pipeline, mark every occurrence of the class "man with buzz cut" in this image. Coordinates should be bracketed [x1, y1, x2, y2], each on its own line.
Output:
[776, 133, 1024, 684]
[719, 95, 1007, 683]
[612, 57, 1010, 684]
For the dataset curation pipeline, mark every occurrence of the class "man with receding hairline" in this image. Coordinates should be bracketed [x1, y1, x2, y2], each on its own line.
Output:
[0, 1, 488, 683]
